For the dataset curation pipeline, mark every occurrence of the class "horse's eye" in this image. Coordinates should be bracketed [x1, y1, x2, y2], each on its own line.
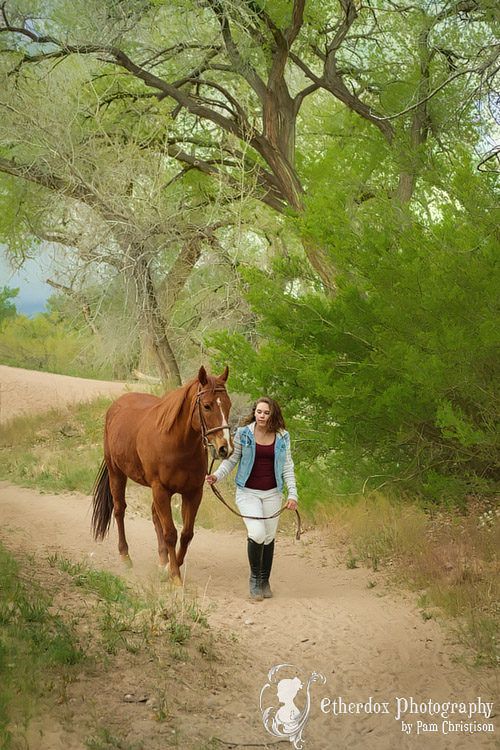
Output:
[203, 404, 211, 410]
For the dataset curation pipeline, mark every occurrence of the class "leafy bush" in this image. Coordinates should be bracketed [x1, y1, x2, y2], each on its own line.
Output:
[0, 286, 18, 325]
[0, 310, 114, 378]
[210, 175, 500, 507]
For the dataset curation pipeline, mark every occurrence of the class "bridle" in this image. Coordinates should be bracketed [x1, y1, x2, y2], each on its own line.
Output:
[194, 385, 230, 450]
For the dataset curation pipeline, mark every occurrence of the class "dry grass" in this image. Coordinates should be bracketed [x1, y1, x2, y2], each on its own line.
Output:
[317, 493, 500, 667]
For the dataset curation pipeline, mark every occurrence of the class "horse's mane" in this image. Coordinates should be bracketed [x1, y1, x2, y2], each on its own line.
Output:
[156, 379, 195, 434]
[156, 373, 221, 434]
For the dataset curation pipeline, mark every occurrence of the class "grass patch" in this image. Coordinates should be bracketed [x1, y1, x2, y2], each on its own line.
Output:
[73, 568, 135, 604]
[0, 544, 225, 747]
[48, 553, 147, 656]
[0, 398, 114, 495]
[84, 726, 145, 749]
[48, 552, 214, 659]
[0, 541, 86, 748]
[321, 493, 500, 667]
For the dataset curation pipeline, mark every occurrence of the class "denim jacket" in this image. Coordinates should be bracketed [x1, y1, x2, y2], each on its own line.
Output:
[213, 422, 298, 501]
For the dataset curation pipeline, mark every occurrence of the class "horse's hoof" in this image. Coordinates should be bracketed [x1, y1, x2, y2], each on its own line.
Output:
[171, 575, 183, 587]
[157, 564, 169, 580]
[121, 555, 133, 569]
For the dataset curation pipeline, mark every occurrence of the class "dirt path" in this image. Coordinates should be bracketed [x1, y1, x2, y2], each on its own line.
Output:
[0, 367, 497, 749]
[0, 365, 130, 424]
[1, 485, 497, 750]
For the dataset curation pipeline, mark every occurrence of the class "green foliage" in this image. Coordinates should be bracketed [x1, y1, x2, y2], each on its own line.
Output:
[0, 286, 18, 325]
[0, 306, 123, 378]
[0, 310, 96, 376]
[1, 0, 498, 385]
[210, 170, 500, 507]
[0, 0, 498, 505]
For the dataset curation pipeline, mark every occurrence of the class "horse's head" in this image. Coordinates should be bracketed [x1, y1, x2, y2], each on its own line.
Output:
[195, 365, 234, 459]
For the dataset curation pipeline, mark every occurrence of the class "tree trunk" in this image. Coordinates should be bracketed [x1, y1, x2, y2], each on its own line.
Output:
[302, 238, 338, 294]
[133, 256, 182, 388]
[394, 25, 431, 206]
[160, 234, 203, 313]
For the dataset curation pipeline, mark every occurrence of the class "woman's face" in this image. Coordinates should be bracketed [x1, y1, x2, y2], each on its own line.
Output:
[255, 401, 271, 429]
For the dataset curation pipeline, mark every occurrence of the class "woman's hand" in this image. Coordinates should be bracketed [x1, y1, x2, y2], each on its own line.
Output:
[285, 498, 298, 511]
[205, 474, 218, 485]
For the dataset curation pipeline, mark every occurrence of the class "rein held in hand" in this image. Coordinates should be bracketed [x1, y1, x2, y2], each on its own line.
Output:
[206, 455, 302, 541]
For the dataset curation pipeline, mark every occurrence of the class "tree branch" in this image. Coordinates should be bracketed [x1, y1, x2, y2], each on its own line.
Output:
[205, 0, 267, 104]
[374, 66, 487, 122]
[163, 145, 287, 213]
[173, 76, 251, 126]
[0, 27, 252, 145]
[46, 278, 99, 335]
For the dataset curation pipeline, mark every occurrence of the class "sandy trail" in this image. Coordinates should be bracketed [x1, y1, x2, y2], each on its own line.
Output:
[0, 366, 497, 749]
[0, 364, 129, 424]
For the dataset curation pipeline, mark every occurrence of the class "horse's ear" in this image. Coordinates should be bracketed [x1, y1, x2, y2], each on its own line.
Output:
[219, 365, 229, 383]
[198, 365, 208, 386]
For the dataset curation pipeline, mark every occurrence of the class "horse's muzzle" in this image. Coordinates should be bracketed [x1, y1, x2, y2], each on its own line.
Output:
[207, 439, 233, 461]
[209, 435, 233, 460]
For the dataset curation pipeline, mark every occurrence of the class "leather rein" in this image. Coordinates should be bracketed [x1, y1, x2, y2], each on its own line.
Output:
[195, 386, 301, 541]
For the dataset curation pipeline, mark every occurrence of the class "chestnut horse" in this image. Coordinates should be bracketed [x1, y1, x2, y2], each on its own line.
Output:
[91, 366, 233, 584]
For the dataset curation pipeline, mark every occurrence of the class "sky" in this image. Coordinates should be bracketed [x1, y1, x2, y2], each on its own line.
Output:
[0, 252, 52, 317]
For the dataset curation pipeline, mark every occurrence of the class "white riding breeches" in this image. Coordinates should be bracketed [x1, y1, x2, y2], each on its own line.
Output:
[235, 486, 283, 545]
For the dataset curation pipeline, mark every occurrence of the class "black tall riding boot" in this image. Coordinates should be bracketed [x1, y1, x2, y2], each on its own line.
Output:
[247, 538, 264, 600]
[261, 539, 275, 598]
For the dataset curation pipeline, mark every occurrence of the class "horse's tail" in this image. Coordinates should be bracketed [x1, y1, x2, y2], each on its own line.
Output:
[91, 460, 114, 540]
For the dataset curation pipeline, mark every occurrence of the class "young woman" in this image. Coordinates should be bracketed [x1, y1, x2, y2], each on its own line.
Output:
[205, 397, 298, 600]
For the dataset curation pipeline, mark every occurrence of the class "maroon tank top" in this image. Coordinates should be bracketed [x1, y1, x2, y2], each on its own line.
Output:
[245, 439, 277, 491]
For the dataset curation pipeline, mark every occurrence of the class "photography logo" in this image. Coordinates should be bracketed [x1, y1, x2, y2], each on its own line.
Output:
[260, 664, 326, 749]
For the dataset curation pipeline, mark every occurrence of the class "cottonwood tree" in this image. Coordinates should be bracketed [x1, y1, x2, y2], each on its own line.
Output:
[0, 47, 245, 384]
[0, 165, 215, 384]
[1, 0, 498, 293]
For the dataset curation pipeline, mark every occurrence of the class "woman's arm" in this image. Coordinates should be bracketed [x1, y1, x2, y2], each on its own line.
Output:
[282, 434, 298, 504]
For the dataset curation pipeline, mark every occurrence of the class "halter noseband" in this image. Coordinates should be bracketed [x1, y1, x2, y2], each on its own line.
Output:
[195, 385, 230, 446]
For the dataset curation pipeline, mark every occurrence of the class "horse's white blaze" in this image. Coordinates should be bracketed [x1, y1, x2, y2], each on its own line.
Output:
[217, 397, 231, 446]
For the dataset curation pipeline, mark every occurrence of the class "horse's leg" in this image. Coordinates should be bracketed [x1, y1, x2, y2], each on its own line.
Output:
[151, 502, 169, 568]
[177, 489, 203, 569]
[151, 483, 181, 585]
[108, 467, 131, 568]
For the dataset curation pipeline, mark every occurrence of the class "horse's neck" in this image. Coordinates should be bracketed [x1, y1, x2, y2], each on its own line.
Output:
[159, 381, 199, 443]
